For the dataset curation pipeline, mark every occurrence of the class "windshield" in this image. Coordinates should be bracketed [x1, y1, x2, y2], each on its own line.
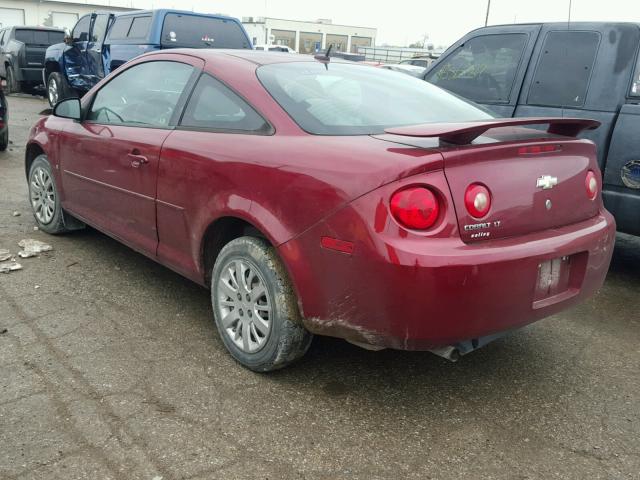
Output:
[257, 62, 493, 135]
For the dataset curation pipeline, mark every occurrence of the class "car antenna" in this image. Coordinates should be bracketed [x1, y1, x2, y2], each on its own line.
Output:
[314, 44, 333, 69]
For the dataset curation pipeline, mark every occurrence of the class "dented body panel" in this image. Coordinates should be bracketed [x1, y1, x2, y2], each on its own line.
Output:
[43, 9, 251, 96]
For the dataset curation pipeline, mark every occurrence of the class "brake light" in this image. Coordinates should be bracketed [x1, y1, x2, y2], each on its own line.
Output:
[585, 170, 598, 200]
[517, 144, 561, 155]
[464, 183, 491, 218]
[390, 187, 440, 230]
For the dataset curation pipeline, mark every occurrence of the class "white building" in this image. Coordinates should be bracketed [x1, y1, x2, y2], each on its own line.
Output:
[0, 2, 378, 55]
[0, 0, 138, 31]
[242, 17, 376, 54]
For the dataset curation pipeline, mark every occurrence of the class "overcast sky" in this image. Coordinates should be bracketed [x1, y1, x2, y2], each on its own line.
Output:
[141, 0, 638, 47]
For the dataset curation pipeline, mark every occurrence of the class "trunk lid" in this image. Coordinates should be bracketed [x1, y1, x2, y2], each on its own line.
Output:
[440, 140, 600, 243]
[378, 119, 602, 243]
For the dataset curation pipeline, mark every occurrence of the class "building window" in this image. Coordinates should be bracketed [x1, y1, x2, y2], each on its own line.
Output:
[326, 34, 347, 52]
[350, 36, 371, 53]
[270, 29, 295, 49]
[299, 31, 322, 54]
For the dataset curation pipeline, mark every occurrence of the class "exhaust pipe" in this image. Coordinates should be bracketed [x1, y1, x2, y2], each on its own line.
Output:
[428, 346, 461, 362]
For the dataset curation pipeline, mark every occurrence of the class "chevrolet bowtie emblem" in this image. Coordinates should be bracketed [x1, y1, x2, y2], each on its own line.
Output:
[536, 175, 558, 190]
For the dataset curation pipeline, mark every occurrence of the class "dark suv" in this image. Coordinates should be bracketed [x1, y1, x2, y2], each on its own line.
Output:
[43, 9, 252, 107]
[425, 22, 640, 236]
[0, 26, 65, 93]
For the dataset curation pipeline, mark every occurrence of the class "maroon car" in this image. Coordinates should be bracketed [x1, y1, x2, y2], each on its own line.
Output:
[25, 50, 615, 371]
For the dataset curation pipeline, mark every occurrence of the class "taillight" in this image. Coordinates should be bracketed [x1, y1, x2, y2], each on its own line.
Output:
[585, 170, 598, 200]
[390, 186, 440, 230]
[517, 144, 561, 155]
[464, 183, 491, 218]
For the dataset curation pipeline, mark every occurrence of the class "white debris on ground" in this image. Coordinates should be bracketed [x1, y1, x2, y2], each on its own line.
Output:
[0, 249, 11, 262]
[17, 239, 53, 258]
[0, 261, 22, 274]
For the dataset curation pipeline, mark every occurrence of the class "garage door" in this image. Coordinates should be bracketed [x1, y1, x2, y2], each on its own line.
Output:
[51, 12, 78, 31]
[0, 8, 25, 28]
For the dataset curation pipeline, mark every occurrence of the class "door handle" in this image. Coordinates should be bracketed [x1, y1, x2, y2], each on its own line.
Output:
[127, 152, 149, 168]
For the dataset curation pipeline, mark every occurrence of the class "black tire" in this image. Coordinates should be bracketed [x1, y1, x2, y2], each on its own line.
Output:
[27, 154, 69, 234]
[5, 65, 17, 93]
[47, 72, 72, 108]
[211, 236, 312, 372]
[0, 128, 7, 151]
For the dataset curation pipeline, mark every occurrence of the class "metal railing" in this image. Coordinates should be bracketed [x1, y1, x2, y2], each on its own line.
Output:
[357, 46, 440, 64]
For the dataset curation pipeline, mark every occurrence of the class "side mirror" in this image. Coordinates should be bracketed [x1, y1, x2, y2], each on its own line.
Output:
[63, 35, 73, 45]
[53, 98, 81, 120]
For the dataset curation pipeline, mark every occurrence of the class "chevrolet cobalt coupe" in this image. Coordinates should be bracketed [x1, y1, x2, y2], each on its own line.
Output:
[25, 50, 615, 371]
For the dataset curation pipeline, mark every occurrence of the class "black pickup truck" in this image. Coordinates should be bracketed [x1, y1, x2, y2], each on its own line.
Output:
[0, 26, 65, 93]
[424, 22, 640, 236]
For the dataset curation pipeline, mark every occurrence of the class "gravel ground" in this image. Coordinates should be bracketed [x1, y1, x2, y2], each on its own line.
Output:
[1, 95, 639, 480]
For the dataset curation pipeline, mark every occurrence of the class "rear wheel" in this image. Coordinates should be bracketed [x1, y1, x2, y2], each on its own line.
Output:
[47, 72, 71, 108]
[5, 65, 17, 94]
[211, 236, 312, 372]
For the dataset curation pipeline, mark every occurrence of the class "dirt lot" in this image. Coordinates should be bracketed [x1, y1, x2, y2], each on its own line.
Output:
[1, 95, 639, 480]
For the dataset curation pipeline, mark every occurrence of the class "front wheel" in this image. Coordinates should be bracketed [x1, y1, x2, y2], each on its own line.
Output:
[0, 128, 8, 151]
[47, 72, 71, 108]
[211, 236, 312, 371]
[28, 154, 69, 234]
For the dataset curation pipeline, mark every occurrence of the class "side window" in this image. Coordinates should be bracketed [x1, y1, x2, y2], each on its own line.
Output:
[425, 34, 527, 104]
[630, 55, 640, 97]
[90, 14, 109, 43]
[127, 16, 151, 39]
[180, 74, 269, 132]
[87, 61, 194, 127]
[72, 15, 91, 42]
[107, 17, 132, 41]
[528, 31, 600, 107]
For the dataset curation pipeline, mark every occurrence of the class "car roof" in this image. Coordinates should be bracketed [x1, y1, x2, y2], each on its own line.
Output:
[146, 48, 352, 66]
[11, 26, 65, 32]
[111, 8, 241, 23]
[476, 21, 640, 29]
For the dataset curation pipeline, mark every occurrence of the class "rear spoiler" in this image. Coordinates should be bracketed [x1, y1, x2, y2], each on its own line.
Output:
[384, 118, 600, 146]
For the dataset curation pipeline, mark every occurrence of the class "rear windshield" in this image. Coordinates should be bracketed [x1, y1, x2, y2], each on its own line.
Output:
[257, 62, 493, 135]
[15, 29, 64, 45]
[161, 13, 250, 49]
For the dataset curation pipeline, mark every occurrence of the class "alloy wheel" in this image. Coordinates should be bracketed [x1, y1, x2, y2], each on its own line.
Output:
[216, 258, 272, 353]
[48, 78, 58, 106]
[30, 166, 56, 224]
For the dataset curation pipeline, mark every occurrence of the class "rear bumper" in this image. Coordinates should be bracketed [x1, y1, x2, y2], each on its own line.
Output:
[603, 186, 640, 236]
[281, 208, 616, 351]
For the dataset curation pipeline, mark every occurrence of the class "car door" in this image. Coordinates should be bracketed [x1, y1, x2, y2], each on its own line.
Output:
[63, 14, 91, 90]
[84, 13, 113, 86]
[155, 72, 273, 279]
[424, 25, 541, 117]
[58, 56, 202, 256]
